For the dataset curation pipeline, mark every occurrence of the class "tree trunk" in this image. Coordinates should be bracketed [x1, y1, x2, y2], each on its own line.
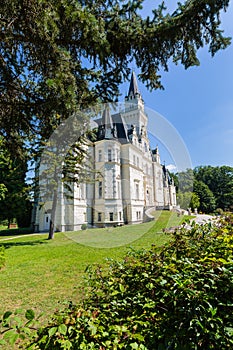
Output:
[48, 189, 58, 240]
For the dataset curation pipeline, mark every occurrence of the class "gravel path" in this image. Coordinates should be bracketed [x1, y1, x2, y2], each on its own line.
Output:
[193, 214, 214, 224]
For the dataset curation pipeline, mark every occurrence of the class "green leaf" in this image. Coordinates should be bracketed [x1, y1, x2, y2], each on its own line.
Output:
[15, 308, 24, 315]
[58, 323, 67, 335]
[111, 290, 120, 296]
[160, 279, 167, 285]
[3, 311, 12, 320]
[88, 323, 97, 335]
[62, 339, 72, 349]
[3, 330, 19, 345]
[48, 326, 57, 337]
[0, 339, 6, 346]
[25, 309, 35, 321]
[119, 284, 125, 293]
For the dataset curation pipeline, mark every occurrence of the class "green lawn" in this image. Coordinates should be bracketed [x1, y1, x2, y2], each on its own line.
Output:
[0, 211, 189, 320]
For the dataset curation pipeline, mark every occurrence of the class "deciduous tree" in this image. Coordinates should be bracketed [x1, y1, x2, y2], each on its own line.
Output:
[1, 0, 231, 234]
[194, 165, 233, 211]
[0, 139, 31, 227]
[1, 0, 231, 148]
[193, 179, 216, 213]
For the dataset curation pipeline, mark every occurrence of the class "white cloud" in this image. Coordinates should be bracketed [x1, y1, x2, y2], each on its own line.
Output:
[166, 164, 177, 173]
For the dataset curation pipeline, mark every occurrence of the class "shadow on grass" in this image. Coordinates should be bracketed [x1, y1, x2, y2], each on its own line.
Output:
[0, 227, 33, 237]
[0, 239, 48, 250]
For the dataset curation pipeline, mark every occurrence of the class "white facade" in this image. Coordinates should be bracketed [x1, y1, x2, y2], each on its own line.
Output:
[33, 73, 177, 232]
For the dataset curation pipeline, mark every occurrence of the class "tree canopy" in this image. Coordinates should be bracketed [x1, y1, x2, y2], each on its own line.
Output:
[0, 138, 31, 227]
[1, 0, 231, 149]
[194, 165, 233, 211]
[193, 179, 216, 213]
[1, 1, 231, 232]
[175, 166, 233, 213]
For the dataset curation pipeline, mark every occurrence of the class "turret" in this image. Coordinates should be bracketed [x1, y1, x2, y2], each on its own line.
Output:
[99, 105, 116, 139]
[152, 146, 161, 163]
[125, 71, 144, 111]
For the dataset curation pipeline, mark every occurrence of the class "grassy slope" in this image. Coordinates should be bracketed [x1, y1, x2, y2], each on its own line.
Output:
[0, 211, 189, 318]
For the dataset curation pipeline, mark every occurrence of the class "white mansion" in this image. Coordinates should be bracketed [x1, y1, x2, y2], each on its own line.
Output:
[34, 72, 177, 232]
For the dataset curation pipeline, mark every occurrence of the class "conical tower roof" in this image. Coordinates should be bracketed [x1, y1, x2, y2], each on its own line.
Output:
[102, 105, 113, 130]
[101, 105, 115, 139]
[127, 71, 140, 97]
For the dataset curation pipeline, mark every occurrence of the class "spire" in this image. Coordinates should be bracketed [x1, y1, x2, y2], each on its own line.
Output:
[125, 71, 144, 111]
[102, 105, 113, 130]
[101, 105, 114, 139]
[128, 71, 140, 97]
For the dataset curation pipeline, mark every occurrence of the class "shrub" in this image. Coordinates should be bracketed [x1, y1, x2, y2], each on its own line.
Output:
[29, 215, 233, 349]
[81, 224, 87, 230]
[215, 207, 224, 215]
[0, 309, 39, 349]
[1, 215, 233, 349]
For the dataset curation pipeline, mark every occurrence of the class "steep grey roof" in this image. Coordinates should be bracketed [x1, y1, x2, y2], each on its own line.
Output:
[102, 105, 113, 130]
[127, 71, 140, 97]
[152, 146, 159, 155]
[112, 113, 129, 144]
[94, 112, 129, 144]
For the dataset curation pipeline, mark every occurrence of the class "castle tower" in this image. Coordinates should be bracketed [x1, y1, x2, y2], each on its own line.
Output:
[152, 146, 161, 164]
[124, 72, 147, 132]
[125, 71, 144, 110]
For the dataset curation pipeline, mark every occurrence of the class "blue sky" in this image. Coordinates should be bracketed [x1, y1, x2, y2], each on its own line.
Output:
[120, 1, 233, 169]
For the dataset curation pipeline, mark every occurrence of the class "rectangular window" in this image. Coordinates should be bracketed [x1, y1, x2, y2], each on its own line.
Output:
[108, 149, 112, 162]
[80, 184, 85, 199]
[137, 157, 139, 167]
[98, 212, 102, 222]
[119, 211, 122, 221]
[133, 155, 136, 165]
[98, 181, 102, 198]
[117, 182, 121, 199]
[135, 183, 139, 200]
[98, 150, 102, 162]
[117, 149, 120, 163]
[109, 212, 114, 221]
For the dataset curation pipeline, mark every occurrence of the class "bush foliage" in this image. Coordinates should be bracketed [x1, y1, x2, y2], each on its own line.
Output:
[1, 214, 233, 349]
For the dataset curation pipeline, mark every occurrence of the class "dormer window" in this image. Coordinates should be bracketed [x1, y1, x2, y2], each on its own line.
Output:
[98, 150, 102, 162]
[108, 148, 112, 162]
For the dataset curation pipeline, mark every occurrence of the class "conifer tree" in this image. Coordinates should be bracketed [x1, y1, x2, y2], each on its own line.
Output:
[1, 0, 231, 147]
[1, 0, 231, 235]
